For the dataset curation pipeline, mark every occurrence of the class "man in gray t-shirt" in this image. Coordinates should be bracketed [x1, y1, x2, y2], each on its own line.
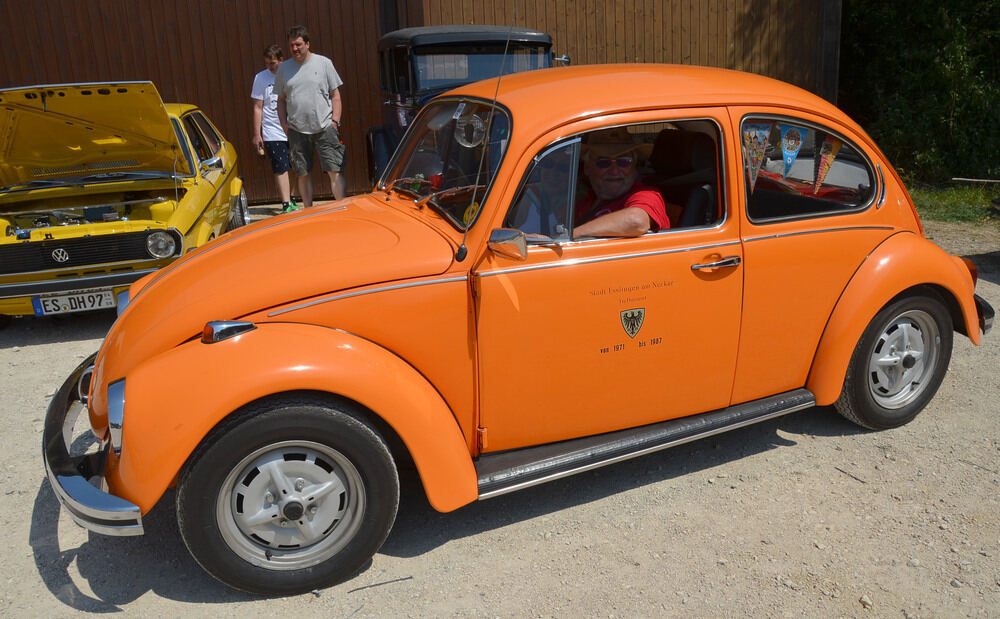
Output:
[276, 25, 346, 204]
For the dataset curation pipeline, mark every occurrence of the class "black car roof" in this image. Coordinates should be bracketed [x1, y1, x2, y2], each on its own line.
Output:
[378, 25, 552, 50]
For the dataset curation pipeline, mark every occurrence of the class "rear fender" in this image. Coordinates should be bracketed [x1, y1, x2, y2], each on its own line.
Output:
[807, 232, 980, 405]
[111, 322, 477, 513]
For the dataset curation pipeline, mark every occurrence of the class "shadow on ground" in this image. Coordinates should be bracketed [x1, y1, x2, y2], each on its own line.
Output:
[1, 310, 116, 347]
[964, 250, 1000, 286]
[29, 404, 862, 609]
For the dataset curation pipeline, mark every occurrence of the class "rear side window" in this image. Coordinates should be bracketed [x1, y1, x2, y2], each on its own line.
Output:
[182, 112, 222, 162]
[741, 117, 875, 222]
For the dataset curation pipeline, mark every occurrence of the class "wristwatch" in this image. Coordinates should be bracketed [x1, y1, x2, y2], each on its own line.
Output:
[332, 119, 341, 128]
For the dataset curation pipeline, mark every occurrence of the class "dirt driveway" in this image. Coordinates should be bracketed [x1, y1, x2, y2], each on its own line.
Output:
[2, 221, 997, 617]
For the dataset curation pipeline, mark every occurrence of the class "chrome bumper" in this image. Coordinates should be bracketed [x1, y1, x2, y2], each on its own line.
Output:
[0, 269, 157, 299]
[42, 353, 143, 536]
[976, 294, 994, 335]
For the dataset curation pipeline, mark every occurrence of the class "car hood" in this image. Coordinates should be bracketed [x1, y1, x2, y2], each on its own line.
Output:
[94, 195, 456, 389]
[0, 81, 189, 191]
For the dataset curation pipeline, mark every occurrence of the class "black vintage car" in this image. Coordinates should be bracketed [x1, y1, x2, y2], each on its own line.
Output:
[366, 25, 561, 185]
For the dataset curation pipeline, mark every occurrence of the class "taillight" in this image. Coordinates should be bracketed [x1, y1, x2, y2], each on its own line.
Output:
[961, 257, 978, 286]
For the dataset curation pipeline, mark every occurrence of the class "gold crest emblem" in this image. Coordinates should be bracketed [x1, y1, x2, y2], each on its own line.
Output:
[620, 308, 645, 338]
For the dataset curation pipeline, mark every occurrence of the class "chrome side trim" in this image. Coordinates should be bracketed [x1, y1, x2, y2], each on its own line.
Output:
[107, 379, 125, 457]
[478, 240, 741, 277]
[743, 225, 894, 243]
[268, 275, 469, 316]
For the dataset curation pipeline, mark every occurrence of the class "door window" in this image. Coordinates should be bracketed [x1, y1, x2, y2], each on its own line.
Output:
[505, 120, 723, 239]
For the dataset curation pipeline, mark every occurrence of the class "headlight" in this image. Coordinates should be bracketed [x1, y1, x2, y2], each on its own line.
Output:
[146, 231, 177, 258]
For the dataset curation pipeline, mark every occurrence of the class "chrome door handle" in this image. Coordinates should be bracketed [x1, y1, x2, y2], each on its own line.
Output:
[691, 255, 741, 271]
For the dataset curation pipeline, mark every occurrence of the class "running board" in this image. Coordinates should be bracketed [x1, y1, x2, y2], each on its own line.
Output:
[476, 388, 815, 500]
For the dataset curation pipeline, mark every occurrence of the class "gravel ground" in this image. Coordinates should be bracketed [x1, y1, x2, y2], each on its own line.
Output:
[1, 219, 997, 617]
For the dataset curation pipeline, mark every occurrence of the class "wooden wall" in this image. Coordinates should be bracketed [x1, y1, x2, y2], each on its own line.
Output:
[404, 0, 841, 101]
[1, 1, 840, 203]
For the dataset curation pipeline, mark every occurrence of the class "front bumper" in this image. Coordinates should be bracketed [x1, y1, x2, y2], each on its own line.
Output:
[42, 353, 143, 536]
[976, 294, 994, 335]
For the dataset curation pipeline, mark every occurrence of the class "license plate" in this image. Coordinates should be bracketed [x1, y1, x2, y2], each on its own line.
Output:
[32, 290, 115, 316]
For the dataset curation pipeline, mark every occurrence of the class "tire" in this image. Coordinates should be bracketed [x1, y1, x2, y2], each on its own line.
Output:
[225, 186, 249, 232]
[0, 314, 10, 330]
[835, 294, 953, 430]
[176, 396, 399, 595]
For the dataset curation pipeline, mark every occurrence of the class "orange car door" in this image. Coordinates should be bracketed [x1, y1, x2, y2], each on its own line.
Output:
[474, 113, 744, 453]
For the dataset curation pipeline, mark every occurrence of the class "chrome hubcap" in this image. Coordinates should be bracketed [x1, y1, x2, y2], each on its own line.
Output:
[867, 309, 940, 409]
[217, 440, 365, 570]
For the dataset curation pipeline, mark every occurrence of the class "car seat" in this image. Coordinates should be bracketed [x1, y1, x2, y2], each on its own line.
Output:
[646, 129, 718, 228]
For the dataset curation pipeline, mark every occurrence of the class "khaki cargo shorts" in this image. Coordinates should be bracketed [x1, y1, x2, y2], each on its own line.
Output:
[288, 124, 346, 175]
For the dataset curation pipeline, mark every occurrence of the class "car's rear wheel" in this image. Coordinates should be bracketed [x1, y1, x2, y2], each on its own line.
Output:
[226, 186, 250, 231]
[835, 294, 953, 430]
[176, 396, 399, 595]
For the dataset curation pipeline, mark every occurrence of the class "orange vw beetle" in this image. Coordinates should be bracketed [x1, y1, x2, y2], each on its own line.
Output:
[43, 65, 993, 594]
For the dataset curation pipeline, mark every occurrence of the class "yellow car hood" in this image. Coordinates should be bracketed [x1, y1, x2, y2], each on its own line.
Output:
[0, 81, 189, 190]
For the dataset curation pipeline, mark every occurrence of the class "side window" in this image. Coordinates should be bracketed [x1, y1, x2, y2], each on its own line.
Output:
[505, 141, 577, 237]
[742, 117, 875, 222]
[505, 119, 723, 239]
[182, 115, 211, 162]
[191, 113, 222, 155]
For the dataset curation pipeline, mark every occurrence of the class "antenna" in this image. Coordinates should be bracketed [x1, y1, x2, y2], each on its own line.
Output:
[454, 0, 518, 263]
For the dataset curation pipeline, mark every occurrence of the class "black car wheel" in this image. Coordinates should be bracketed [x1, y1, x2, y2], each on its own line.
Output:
[225, 186, 250, 231]
[176, 396, 399, 595]
[835, 294, 953, 430]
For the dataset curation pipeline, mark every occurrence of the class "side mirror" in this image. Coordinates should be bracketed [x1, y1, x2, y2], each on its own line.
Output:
[488, 228, 527, 261]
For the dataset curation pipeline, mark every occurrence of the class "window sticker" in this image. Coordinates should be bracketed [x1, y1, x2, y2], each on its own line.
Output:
[742, 122, 772, 192]
[780, 124, 804, 178]
[813, 133, 843, 194]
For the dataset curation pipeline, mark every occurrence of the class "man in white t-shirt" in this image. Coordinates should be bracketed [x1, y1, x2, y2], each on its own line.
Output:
[251, 44, 297, 212]
[275, 25, 347, 205]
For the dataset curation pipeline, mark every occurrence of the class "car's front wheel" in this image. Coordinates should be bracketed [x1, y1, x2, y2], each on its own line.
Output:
[835, 294, 953, 430]
[226, 186, 250, 231]
[176, 396, 399, 595]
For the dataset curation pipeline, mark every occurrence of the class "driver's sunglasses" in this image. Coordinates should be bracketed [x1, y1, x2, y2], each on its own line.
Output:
[595, 156, 634, 169]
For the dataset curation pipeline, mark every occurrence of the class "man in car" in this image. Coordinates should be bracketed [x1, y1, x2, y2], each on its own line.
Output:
[574, 127, 671, 237]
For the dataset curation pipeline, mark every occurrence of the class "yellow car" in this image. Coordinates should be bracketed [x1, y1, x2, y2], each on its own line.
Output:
[0, 81, 246, 327]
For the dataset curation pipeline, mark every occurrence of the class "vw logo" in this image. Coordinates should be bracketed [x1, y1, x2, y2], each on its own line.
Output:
[51, 248, 70, 263]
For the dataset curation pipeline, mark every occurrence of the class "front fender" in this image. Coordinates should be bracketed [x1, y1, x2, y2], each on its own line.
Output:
[807, 232, 980, 405]
[110, 322, 477, 514]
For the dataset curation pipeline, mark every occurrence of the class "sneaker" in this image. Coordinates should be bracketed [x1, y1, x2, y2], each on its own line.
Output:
[280, 202, 301, 213]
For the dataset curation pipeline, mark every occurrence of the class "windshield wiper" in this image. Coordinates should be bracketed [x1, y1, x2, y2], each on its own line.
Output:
[0, 179, 81, 193]
[414, 184, 483, 210]
[79, 171, 175, 182]
[381, 176, 435, 200]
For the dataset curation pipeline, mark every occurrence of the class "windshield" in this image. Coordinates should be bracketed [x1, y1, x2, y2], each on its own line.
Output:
[383, 99, 510, 230]
[413, 45, 552, 94]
